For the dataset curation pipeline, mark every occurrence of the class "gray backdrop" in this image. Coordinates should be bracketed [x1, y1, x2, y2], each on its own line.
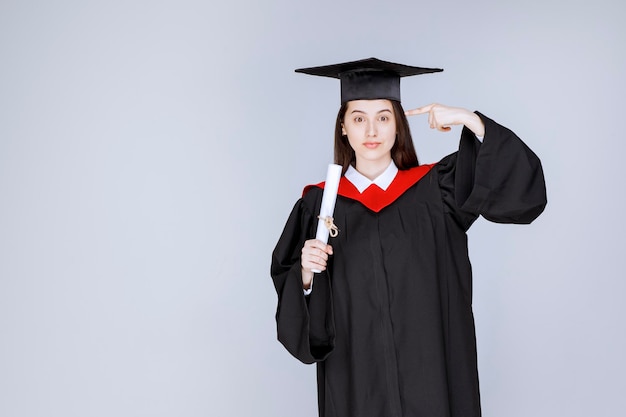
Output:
[1, 0, 624, 416]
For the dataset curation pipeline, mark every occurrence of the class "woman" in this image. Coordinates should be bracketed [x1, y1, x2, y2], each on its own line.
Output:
[271, 58, 546, 417]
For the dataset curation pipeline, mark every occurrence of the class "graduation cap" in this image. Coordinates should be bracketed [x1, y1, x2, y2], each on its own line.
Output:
[295, 57, 443, 104]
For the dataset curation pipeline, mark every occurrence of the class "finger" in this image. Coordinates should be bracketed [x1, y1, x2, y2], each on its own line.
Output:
[405, 106, 429, 116]
[304, 239, 323, 251]
[313, 248, 329, 261]
[302, 247, 329, 261]
[303, 254, 327, 270]
[309, 240, 333, 254]
[303, 254, 318, 268]
[314, 239, 332, 252]
[303, 262, 325, 273]
[314, 255, 328, 267]
[404, 103, 434, 116]
[302, 244, 329, 270]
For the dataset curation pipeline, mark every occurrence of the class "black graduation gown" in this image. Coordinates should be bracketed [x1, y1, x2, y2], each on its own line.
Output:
[271, 113, 546, 417]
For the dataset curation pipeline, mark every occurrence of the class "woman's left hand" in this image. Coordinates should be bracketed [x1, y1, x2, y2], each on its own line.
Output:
[405, 103, 485, 137]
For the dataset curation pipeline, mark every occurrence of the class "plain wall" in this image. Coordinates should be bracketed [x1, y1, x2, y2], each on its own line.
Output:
[1, 0, 624, 416]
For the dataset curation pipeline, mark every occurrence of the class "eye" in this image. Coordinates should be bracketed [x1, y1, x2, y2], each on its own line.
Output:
[354, 116, 364, 123]
[379, 115, 388, 122]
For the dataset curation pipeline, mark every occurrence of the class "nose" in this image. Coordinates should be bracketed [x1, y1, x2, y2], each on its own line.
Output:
[366, 120, 377, 137]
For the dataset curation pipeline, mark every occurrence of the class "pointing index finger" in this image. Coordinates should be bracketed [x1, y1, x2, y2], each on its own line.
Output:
[404, 103, 434, 116]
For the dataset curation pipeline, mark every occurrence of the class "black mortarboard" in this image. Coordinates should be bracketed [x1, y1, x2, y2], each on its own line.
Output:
[295, 57, 443, 104]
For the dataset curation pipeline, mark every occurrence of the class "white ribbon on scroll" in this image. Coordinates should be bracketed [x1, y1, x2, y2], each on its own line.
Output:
[312, 163, 342, 273]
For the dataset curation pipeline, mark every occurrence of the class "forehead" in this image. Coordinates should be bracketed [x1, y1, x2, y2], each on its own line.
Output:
[346, 99, 394, 113]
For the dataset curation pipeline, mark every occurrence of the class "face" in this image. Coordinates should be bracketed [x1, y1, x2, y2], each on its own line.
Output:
[342, 99, 397, 170]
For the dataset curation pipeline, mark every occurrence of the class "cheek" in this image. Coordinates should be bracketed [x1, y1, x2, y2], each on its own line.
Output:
[346, 135, 359, 151]
[343, 122, 358, 133]
[382, 124, 397, 139]
[343, 124, 361, 141]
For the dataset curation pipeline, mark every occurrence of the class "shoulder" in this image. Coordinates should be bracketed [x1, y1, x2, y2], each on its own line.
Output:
[405, 163, 437, 176]
[298, 182, 324, 212]
[302, 181, 324, 198]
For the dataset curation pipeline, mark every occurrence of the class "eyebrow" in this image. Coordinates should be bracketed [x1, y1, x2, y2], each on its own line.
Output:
[350, 108, 393, 114]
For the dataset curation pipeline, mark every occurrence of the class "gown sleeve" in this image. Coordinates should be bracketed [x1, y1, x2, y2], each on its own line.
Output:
[438, 112, 547, 230]
[270, 196, 335, 364]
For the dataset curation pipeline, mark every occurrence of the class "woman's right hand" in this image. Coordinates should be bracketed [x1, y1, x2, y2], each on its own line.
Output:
[301, 239, 334, 290]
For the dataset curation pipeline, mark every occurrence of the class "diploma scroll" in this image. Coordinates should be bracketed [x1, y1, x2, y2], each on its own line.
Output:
[312, 163, 342, 273]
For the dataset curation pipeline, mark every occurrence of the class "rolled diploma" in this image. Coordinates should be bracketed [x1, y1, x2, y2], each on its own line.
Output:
[312, 163, 342, 273]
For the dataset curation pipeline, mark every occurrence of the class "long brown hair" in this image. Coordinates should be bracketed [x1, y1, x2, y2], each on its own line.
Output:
[334, 100, 419, 174]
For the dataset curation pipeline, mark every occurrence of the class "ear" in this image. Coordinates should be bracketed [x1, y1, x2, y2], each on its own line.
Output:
[341, 124, 347, 136]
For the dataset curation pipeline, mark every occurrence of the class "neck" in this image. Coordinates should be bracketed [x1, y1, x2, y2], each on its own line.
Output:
[355, 157, 392, 181]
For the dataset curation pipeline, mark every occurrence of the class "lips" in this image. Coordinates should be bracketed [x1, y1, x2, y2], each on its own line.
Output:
[364, 142, 381, 149]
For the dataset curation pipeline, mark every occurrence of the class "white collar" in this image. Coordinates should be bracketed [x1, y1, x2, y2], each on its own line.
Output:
[345, 161, 398, 193]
